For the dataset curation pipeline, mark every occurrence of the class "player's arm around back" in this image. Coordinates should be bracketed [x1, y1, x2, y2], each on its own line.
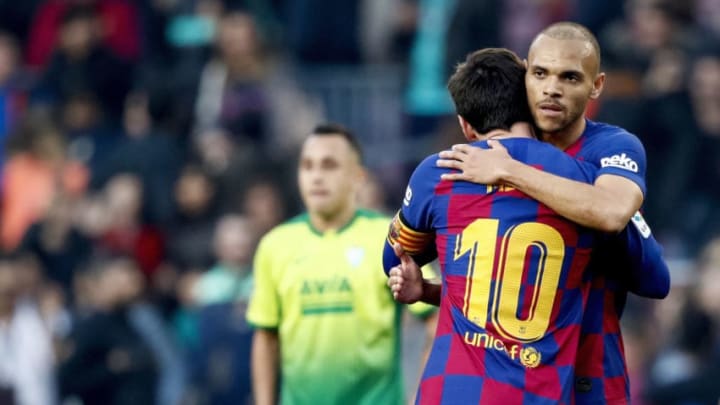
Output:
[621, 214, 670, 298]
[505, 163, 643, 232]
[438, 140, 643, 232]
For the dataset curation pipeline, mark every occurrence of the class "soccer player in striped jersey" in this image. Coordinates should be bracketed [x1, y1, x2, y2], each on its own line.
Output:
[384, 47, 601, 404]
[435, 22, 670, 404]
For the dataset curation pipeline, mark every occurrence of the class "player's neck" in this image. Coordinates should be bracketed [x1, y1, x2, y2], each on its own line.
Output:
[542, 117, 587, 150]
[478, 122, 534, 141]
[309, 203, 357, 234]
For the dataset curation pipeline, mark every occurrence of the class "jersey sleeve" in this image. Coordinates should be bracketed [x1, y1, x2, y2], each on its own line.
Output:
[592, 131, 647, 195]
[383, 155, 438, 274]
[619, 211, 671, 299]
[246, 235, 280, 329]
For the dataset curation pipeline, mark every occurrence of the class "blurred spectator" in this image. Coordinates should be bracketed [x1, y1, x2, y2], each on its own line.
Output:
[73, 193, 112, 242]
[19, 195, 92, 293]
[120, 258, 186, 405]
[165, 165, 218, 274]
[0, 32, 28, 167]
[240, 176, 287, 237]
[187, 215, 255, 404]
[61, 91, 121, 176]
[133, 0, 221, 139]
[58, 257, 158, 405]
[281, 0, 362, 64]
[501, 0, 569, 55]
[696, 0, 720, 37]
[445, 0, 501, 78]
[193, 214, 254, 306]
[0, 255, 57, 405]
[194, 10, 270, 143]
[653, 50, 720, 254]
[360, 0, 419, 64]
[191, 298, 253, 405]
[645, 238, 720, 404]
[34, 5, 132, 120]
[1, 124, 88, 251]
[25, 0, 140, 68]
[194, 8, 321, 163]
[92, 91, 183, 225]
[600, 0, 705, 71]
[193, 127, 264, 212]
[97, 174, 165, 277]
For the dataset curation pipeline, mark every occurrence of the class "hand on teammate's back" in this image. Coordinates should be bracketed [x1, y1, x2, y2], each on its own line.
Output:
[437, 140, 511, 183]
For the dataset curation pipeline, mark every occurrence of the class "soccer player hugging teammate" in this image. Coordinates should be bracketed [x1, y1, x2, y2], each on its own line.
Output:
[434, 23, 670, 404]
[384, 47, 604, 404]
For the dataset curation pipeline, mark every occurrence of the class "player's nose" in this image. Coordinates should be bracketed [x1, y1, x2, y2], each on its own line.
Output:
[542, 76, 562, 97]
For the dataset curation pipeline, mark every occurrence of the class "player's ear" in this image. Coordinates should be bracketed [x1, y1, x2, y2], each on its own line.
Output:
[457, 115, 476, 141]
[523, 59, 528, 69]
[590, 72, 605, 99]
[354, 164, 368, 183]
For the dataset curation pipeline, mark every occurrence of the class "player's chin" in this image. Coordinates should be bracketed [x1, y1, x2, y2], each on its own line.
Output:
[310, 202, 341, 218]
[536, 119, 565, 134]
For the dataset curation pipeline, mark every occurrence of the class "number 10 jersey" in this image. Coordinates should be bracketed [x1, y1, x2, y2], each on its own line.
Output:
[394, 138, 597, 405]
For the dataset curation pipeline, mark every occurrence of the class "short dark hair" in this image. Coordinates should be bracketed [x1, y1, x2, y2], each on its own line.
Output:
[310, 123, 363, 163]
[447, 48, 531, 134]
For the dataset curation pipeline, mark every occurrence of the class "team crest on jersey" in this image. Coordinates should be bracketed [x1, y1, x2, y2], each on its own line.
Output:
[345, 246, 365, 268]
[520, 346, 541, 368]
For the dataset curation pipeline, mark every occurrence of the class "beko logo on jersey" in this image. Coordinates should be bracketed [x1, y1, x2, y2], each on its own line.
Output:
[600, 153, 638, 172]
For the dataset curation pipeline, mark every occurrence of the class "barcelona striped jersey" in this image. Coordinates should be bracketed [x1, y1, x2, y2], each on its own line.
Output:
[387, 137, 598, 404]
[567, 119, 663, 405]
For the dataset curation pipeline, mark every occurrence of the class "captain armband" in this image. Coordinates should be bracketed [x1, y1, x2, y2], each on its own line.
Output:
[386, 210, 434, 255]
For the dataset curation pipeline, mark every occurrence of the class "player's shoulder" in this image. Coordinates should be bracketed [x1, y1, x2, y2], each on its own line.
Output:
[351, 209, 391, 230]
[406, 152, 448, 193]
[500, 137, 574, 165]
[414, 152, 443, 175]
[584, 119, 643, 146]
[258, 213, 314, 247]
[580, 119, 646, 169]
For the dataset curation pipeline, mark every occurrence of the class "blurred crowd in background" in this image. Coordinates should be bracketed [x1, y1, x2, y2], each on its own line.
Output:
[0, 0, 718, 404]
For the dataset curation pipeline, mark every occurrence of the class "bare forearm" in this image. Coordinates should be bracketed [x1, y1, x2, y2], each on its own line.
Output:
[502, 161, 639, 232]
[252, 330, 279, 405]
[420, 279, 441, 306]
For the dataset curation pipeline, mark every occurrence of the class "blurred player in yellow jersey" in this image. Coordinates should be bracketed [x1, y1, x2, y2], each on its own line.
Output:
[247, 124, 437, 405]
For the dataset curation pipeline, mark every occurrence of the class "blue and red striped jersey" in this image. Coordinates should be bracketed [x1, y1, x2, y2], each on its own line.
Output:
[567, 119, 654, 405]
[396, 137, 597, 405]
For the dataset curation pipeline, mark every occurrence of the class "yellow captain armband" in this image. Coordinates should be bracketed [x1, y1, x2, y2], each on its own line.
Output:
[387, 210, 434, 255]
